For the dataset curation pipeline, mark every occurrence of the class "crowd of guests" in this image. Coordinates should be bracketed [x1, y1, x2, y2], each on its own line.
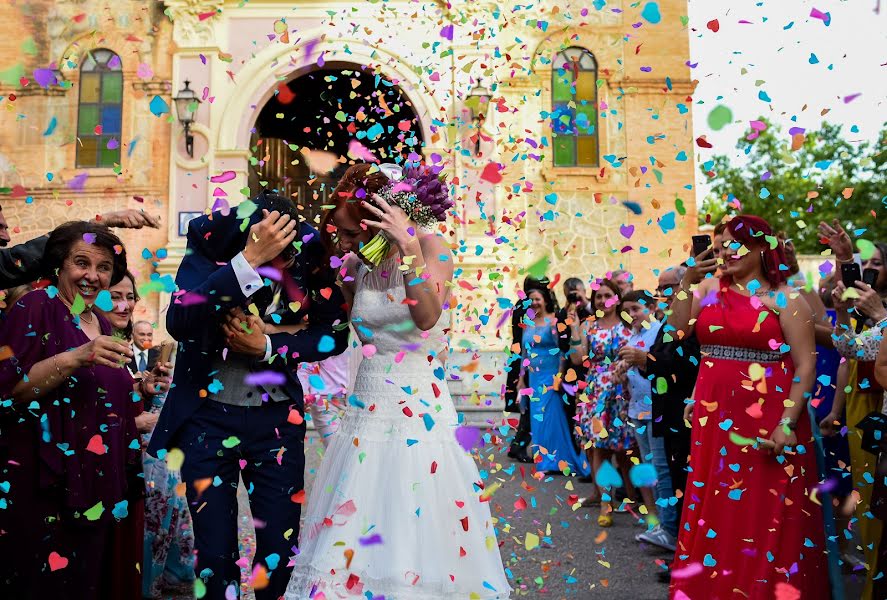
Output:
[0, 204, 355, 599]
[505, 214, 887, 599]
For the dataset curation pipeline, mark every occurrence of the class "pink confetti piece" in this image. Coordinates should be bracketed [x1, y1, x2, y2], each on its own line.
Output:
[210, 170, 236, 183]
[843, 93, 861, 104]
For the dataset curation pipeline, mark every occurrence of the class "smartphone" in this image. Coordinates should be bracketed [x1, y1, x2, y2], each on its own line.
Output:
[691, 234, 712, 258]
[159, 341, 174, 365]
[841, 262, 862, 288]
[566, 291, 581, 304]
[863, 268, 879, 287]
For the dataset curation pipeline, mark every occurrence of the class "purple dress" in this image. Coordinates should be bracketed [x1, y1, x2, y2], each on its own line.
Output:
[0, 290, 142, 599]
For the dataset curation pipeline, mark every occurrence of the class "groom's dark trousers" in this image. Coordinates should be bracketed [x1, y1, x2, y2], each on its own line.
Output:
[179, 401, 305, 599]
[148, 193, 348, 599]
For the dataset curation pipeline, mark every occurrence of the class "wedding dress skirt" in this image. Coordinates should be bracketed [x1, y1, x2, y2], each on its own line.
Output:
[285, 256, 511, 599]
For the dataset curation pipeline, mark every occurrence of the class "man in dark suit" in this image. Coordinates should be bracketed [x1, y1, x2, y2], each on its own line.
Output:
[0, 207, 159, 288]
[127, 320, 159, 376]
[148, 191, 348, 599]
[556, 278, 591, 446]
[621, 264, 699, 582]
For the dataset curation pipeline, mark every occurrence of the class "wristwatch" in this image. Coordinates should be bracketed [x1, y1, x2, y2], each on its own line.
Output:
[778, 417, 797, 430]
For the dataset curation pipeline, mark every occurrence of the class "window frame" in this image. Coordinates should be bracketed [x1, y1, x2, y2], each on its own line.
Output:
[551, 47, 599, 169]
[76, 48, 124, 169]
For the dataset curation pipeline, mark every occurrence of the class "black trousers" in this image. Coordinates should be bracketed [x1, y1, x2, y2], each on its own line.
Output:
[663, 429, 691, 527]
[179, 400, 306, 599]
[509, 411, 532, 458]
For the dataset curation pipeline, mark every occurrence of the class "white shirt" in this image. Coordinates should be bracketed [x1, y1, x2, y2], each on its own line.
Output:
[230, 251, 274, 362]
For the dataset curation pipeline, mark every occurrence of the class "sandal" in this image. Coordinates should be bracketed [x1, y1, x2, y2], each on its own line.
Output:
[597, 514, 613, 527]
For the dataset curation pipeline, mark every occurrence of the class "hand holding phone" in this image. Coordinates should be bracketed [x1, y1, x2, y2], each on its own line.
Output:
[841, 262, 862, 289]
[159, 341, 174, 365]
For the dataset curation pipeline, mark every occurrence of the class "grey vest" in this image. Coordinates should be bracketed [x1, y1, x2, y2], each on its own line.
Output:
[209, 352, 290, 407]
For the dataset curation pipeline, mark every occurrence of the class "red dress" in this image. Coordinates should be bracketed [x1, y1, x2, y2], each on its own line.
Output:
[670, 284, 829, 600]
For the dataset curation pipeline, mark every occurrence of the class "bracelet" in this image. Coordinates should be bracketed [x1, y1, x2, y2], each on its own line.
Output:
[875, 316, 887, 328]
[778, 417, 797, 430]
[838, 257, 855, 264]
[569, 339, 582, 347]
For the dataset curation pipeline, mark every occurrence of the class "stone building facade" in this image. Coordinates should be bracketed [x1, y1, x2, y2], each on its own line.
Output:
[0, 0, 697, 414]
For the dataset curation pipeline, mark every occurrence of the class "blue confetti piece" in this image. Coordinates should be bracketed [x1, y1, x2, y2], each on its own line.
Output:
[149, 95, 169, 117]
[423, 413, 435, 431]
[318, 335, 335, 353]
[94, 290, 114, 312]
[703, 554, 717, 567]
[658, 211, 676, 234]
[629, 463, 657, 487]
[758, 90, 772, 102]
[622, 201, 642, 215]
[112, 500, 129, 520]
[265, 553, 280, 571]
[595, 460, 623, 489]
[43, 116, 57, 136]
[640, 2, 661, 24]
[406, 439, 419, 446]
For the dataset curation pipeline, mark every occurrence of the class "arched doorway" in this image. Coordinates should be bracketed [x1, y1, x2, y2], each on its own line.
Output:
[248, 63, 425, 225]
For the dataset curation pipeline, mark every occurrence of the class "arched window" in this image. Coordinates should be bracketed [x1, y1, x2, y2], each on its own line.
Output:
[76, 49, 123, 168]
[551, 47, 598, 167]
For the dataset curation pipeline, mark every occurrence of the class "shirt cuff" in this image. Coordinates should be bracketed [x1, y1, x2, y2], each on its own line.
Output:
[231, 252, 264, 299]
[262, 334, 273, 362]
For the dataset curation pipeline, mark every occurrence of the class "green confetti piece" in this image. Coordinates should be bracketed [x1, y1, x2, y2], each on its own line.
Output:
[857, 239, 875, 260]
[526, 256, 549, 280]
[70, 293, 85, 315]
[655, 377, 668, 394]
[222, 436, 241, 448]
[675, 198, 686, 216]
[707, 105, 733, 131]
[84, 501, 105, 521]
[194, 579, 206, 599]
[0, 63, 25, 86]
[236, 199, 258, 220]
[21, 37, 38, 55]
[729, 432, 756, 446]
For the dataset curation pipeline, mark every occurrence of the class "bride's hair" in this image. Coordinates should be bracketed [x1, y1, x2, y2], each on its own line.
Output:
[320, 163, 390, 251]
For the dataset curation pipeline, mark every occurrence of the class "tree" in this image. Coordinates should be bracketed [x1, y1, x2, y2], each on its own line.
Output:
[700, 120, 886, 254]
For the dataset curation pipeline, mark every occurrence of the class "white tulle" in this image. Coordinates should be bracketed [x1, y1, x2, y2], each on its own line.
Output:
[285, 256, 511, 599]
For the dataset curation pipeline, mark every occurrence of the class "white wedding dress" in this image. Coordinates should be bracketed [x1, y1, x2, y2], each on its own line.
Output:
[285, 256, 511, 599]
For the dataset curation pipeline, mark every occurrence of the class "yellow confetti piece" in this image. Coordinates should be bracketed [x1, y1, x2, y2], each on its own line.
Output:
[525, 532, 540, 550]
[748, 363, 765, 381]
[166, 447, 185, 471]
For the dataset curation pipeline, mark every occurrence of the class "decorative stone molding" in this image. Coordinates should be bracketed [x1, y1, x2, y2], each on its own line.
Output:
[162, 0, 223, 48]
[132, 79, 173, 95]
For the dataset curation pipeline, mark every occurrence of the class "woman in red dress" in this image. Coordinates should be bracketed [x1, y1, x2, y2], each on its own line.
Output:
[667, 215, 829, 599]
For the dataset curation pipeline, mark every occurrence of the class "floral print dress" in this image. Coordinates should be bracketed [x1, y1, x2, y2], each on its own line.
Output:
[578, 321, 634, 451]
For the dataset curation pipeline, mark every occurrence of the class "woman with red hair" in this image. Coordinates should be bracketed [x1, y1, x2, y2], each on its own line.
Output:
[667, 215, 829, 598]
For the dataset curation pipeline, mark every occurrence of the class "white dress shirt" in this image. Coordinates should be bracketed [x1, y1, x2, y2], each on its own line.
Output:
[230, 252, 274, 362]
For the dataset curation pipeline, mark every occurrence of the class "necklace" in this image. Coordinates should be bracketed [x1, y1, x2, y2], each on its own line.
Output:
[78, 310, 95, 324]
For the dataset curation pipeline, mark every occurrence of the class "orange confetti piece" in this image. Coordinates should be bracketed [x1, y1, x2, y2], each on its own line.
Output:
[291, 490, 306, 504]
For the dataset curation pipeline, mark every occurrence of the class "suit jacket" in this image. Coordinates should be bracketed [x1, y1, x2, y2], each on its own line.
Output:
[639, 325, 700, 437]
[503, 302, 528, 412]
[147, 194, 349, 455]
[0, 235, 48, 288]
[128, 346, 159, 376]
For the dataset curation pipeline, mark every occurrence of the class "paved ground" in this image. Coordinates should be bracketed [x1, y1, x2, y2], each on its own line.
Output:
[169, 430, 869, 600]
[218, 432, 671, 600]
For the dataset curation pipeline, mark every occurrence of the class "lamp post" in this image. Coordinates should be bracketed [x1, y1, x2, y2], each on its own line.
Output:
[467, 78, 492, 156]
[173, 80, 200, 158]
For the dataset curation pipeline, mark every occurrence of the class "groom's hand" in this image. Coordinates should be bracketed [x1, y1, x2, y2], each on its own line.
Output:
[223, 310, 267, 356]
[242, 210, 298, 269]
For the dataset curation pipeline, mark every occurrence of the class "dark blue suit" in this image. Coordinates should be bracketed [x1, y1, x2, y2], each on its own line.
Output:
[148, 196, 348, 599]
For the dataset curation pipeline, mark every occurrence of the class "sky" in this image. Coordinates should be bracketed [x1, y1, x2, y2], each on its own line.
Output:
[686, 0, 886, 202]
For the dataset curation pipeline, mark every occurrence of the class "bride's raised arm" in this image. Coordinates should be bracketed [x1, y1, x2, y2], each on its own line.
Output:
[398, 234, 454, 331]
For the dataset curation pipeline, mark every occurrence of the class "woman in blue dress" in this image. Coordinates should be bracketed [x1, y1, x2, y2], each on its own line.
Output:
[519, 287, 591, 476]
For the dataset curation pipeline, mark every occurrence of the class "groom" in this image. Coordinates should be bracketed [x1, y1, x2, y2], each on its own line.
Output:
[148, 191, 349, 599]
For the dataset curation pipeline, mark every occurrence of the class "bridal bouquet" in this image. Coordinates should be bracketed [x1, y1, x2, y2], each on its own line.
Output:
[359, 163, 452, 269]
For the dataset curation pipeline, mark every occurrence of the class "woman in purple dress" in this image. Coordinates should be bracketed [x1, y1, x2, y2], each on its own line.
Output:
[0, 221, 150, 599]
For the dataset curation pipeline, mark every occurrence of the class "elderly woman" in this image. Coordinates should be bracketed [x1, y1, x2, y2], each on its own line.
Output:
[95, 271, 193, 598]
[0, 221, 150, 599]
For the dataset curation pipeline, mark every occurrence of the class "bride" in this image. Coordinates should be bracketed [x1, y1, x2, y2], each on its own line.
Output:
[284, 163, 511, 599]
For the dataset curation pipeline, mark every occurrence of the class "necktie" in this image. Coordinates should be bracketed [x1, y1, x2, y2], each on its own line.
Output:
[138, 351, 147, 372]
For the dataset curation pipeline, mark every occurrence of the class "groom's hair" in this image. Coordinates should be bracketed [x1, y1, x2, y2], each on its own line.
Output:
[258, 191, 301, 262]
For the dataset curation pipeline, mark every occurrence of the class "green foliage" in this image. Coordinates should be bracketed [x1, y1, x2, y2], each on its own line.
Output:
[700, 120, 886, 254]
